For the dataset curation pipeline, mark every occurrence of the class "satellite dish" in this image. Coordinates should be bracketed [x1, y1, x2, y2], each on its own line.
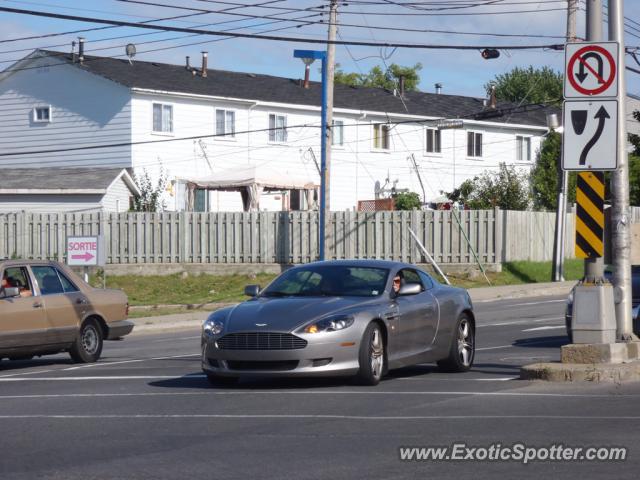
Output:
[125, 44, 136, 64]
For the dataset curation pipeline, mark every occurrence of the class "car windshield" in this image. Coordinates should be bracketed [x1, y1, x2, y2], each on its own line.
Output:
[261, 265, 389, 297]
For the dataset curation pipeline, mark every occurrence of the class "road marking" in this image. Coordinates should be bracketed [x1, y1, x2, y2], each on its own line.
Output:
[0, 414, 638, 420]
[63, 353, 200, 371]
[394, 377, 517, 381]
[476, 338, 563, 351]
[522, 325, 565, 332]
[0, 375, 206, 381]
[477, 316, 563, 328]
[502, 300, 566, 307]
[152, 336, 201, 343]
[0, 390, 637, 399]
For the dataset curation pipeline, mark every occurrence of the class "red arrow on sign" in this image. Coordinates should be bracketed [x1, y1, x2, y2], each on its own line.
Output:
[71, 252, 95, 262]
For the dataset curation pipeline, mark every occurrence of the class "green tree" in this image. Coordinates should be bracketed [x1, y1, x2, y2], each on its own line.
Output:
[393, 191, 422, 210]
[443, 164, 530, 210]
[623, 110, 640, 206]
[131, 167, 168, 212]
[530, 131, 577, 210]
[485, 66, 563, 106]
[334, 63, 422, 91]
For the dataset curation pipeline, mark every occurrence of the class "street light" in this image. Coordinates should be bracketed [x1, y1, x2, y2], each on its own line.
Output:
[548, 113, 567, 282]
[294, 49, 328, 261]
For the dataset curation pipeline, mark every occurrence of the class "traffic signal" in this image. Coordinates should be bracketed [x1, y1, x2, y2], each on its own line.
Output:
[481, 49, 500, 60]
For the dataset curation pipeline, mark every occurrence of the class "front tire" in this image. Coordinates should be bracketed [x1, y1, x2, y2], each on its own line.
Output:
[437, 313, 475, 372]
[69, 319, 103, 363]
[354, 322, 385, 386]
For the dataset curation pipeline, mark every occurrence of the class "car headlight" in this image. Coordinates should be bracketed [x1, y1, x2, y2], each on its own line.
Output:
[300, 314, 355, 334]
[203, 317, 225, 336]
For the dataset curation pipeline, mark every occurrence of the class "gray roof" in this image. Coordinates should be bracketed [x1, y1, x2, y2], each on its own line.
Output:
[38, 50, 555, 128]
[0, 167, 133, 193]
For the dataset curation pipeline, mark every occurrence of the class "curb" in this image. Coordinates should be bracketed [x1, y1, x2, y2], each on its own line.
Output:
[520, 361, 640, 382]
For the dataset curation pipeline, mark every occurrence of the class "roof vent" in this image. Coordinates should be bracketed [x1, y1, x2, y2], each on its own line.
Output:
[185, 56, 191, 71]
[435, 83, 442, 94]
[201, 51, 208, 78]
[78, 37, 85, 65]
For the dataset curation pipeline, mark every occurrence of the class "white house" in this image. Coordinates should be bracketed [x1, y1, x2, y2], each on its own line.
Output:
[0, 167, 139, 213]
[0, 48, 555, 212]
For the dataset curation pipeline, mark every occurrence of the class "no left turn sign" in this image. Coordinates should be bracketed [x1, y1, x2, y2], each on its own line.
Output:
[564, 42, 618, 99]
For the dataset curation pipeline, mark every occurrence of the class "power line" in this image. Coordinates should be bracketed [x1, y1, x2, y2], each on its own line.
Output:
[117, 0, 569, 39]
[0, 6, 564, 50]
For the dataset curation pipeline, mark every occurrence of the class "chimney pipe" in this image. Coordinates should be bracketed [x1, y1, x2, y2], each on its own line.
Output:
[399, 75, 405, 97]
[489, 84, 497, 109]
[185, 56, 191, 70]
[201, 51, 208, 78]
[303, 64, 310, 89]
[78, 37, 85, 65]
[435, 83, 442, 95]
[71, 40, 77, 63]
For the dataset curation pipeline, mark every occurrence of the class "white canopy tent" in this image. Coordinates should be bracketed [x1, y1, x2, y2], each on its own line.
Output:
[181, 166, 319, 211]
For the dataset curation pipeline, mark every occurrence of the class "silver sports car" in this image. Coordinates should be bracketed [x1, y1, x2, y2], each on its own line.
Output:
[201, 260, 475, 386]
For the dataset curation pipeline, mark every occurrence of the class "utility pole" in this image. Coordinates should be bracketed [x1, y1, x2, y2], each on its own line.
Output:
[319, 0, 338, 261]
[583, 0, 606, 283]
[608, 0, 636, 340]
[551, 0, 578, 282]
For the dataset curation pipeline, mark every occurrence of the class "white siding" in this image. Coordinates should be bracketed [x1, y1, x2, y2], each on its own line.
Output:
[0, 56, 131, 169]
[101, 176, 134, 212]
[0, 194, 103, 213]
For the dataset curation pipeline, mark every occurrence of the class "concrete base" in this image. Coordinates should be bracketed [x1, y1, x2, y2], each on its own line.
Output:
[520, 361, 640, 382]
[561, 343, 633, 364]
[571, 284, 616, 344]
[521, 341, 640, 382]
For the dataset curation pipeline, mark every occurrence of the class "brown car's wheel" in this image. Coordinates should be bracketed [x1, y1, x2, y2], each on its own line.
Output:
[354, 322, 385, 386]
[437, 313, 475, 373]
[69, 318, 103, 363]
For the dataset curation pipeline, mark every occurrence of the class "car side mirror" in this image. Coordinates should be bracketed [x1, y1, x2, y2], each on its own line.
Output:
[244, 285, 260, 297]
[398, 283, 422, 296]
[0, 287, 20, 299]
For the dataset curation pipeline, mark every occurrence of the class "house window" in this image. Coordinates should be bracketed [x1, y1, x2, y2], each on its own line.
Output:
[332, 120, 344, 146]
[426, 128, 441, 154]
[33, 106, 51, 123]
[216, 109, 235, 137]
[152, 103, 173, 133]
[194, 188, 208, 212]
[373, 123, 390, 150]
[516, 135, 531, 161]
[269, 114, 288, 142]
[467, 131, 483, 158]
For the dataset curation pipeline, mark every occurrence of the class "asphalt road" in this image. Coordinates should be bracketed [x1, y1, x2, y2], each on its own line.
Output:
[1, 295, 639, 479]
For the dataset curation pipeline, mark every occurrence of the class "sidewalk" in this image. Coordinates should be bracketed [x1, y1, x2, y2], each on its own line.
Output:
[129, 280, 576, 335]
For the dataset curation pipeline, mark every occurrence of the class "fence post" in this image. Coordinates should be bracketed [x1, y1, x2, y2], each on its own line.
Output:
[494, 207, 504, 265]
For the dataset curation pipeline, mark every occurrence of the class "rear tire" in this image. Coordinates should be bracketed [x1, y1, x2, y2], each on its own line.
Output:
[354, 322, 385, 386]
[437, 313, 475, 373]
[69, 319, 103, 363]
[206, 373, 239, 387]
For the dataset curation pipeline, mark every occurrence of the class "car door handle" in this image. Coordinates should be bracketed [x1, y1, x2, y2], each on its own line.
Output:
[382, 312, 398, 321]
[32, 302, 43, 309]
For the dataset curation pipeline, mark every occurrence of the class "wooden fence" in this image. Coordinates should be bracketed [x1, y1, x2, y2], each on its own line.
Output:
[1, 208, 638, 266]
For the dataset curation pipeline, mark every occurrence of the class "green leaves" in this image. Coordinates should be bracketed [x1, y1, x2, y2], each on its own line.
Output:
[334, 63, 423, 92]
[486, 66, 563, 106]
[392, 191, 422, 210]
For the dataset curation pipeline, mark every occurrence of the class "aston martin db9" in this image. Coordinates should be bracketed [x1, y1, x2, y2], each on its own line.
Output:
[201, 260, 475, 386]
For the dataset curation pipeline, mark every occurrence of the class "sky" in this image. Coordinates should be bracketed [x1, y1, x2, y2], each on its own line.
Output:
[1, 0, 640, 98]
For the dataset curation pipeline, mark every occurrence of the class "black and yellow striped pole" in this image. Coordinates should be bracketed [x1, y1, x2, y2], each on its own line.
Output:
[575, 171, 605, 259]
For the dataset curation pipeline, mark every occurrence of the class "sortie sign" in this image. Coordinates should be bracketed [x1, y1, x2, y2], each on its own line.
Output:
[67, 236, 105, 267]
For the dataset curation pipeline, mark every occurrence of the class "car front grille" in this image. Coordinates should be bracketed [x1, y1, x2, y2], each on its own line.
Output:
[216, 332, 307, 350]
[226, 360, 299, 371]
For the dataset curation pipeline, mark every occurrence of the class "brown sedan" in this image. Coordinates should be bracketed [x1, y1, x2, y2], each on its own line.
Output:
[0, 260, 133, 363]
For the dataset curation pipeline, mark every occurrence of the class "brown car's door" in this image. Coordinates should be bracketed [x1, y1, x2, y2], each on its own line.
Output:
[0, 266, 51, 349]
[30, 266, 87, 344]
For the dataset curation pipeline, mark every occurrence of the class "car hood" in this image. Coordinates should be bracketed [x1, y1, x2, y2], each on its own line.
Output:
[223, 296, 378, 333]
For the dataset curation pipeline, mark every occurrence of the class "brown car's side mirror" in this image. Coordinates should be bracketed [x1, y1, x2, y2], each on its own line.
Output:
[0, 287, 20, 299]
[244, 285, 260, 297]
